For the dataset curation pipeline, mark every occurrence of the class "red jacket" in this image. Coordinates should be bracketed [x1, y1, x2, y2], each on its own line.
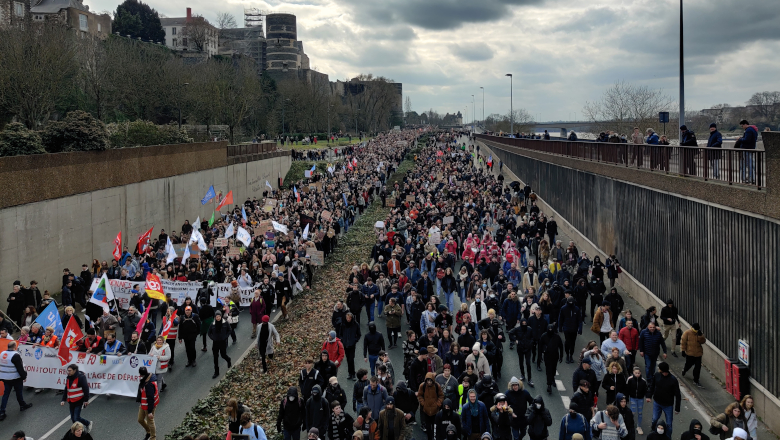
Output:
[619, 326, 640, 351]
[321, 338, 345, 367]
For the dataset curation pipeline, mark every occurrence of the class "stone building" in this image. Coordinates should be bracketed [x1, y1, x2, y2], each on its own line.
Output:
[25, 0, 111, 38]
[161, 7, 219, 57]
[0, 0, 30, 27]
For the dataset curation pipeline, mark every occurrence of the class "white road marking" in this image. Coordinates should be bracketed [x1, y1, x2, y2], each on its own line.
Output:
[556, 380, 566, 391]
[556, 370, 559, 376]
[561, 396, 571, 408]
[40, 395, 100, 440]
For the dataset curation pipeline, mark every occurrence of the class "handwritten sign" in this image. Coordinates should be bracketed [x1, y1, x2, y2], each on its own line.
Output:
[214, 238, 228, 247]
[429, 231, 441, 245]
[309, 250, 325, 266]
[443, 216, 454, 225]
[386, 198, 396, 207]
[227, 247, 241, 258]
[321, 210, 332, 221]
[406, 195, 415, 202]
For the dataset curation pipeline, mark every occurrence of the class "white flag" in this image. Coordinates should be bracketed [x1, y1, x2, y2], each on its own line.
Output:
[165, 237, 174, 254]
[182, 245, 191, 266]
[196, 233, 208, 251]
[236, 227, 251, 247]
[189, 229, 202, 245]
[224, 222, 235, 238]
[302, 224, 310, 240]
[194, 216, 200, 229]
[266, 181, 273, 190]
[271, 221, 288, 234]
[166, 245, 177, 264]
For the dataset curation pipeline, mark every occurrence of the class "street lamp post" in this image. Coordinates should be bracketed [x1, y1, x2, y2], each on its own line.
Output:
[177, 82, 189, 130]
[355, 108, 360, 136]
[472, 95, 475, 133]
[480, 87, 485, 128]
[679, 0, 685, 130]
[505, 74, 513, 134]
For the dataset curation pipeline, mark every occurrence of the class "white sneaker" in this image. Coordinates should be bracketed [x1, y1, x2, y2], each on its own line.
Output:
[637, 427, 643, 435]
[88, 421, 94, 433]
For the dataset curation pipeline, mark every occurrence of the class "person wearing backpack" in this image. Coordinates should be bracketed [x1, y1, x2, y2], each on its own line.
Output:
[559, 402, 591, 440]
[590, 405, 628, 440]
[239, 412, 268, 440]
[278, 387, 304, 440]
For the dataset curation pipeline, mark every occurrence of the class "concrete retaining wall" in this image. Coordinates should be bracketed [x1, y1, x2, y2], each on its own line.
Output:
[0, 154, 291, 299]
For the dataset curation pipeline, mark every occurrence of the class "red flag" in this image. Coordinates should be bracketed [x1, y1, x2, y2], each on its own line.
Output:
[216, 190, 233, 211]
[226, 432, 232, 440]
[160, 310, 177, 339]
[58, 316, 84, 366]
[137, 227, 153, 254]
[112, 231, 122, 261]
[135, 301, 152, 336]
[144, 273, 166, 301]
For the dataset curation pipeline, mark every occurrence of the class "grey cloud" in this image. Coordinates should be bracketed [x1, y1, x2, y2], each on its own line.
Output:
[551, 6, 620, 33]
[450, 43, 495, 61]
[335, 0, 544, 30]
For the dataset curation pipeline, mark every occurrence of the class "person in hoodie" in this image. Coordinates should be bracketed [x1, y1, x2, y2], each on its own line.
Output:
[443, 423, 459, 440]
[418, 372, 444, 440]
[505, 376, 533, 440]
[559, 402, 590, 440]
[647, 420, 670, 440]
[435, 398, 462, 440]
[324, 376, 348, 411]
[364, 322, 386, 376]
[278, 387, 305, 440]
[525, 396, 552, 440]
[558, 297, 583, 363]
[616, 394, 635, 440]
[306, 385, 330, 437]
[315, 351, 339, 384]
[509, 318, 535, 386]
[208, 311, 232, 379]
[680, 419, 711, 440]
[352, 369, 369, 413]
[339, 313, 361, 380]
[322, 331, 346, 370]
[539, 324, 564, 394]
[393, 380, 418, 426]
[376, 397, 407, 440]
[460, 389, 490, 440]
[490, 393, 514, 440]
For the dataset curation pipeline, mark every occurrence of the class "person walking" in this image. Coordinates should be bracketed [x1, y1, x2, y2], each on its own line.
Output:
[339, 313, 361, 380]
[707, 124, 723, 179]
[460, 389, 490, 440]
[376, 397, 407, 440]
[327, 401, 355, 440]
[277, 387, 305, 440]
[0, 341, 33, 420]
[322, 331, 346, 371]
[305, 385, 330, 437]
[257, 315, 281, 374]
[626, 367, 647, 436]
[364, 322, 386, 376]
[680, 323, 706, 388]
[646, 362, 680, 439]
[148, 336, 171, 392]
[525, 396, 552, 440]
[558, 297, 582, 363]
[659, 300, 679, 358]
[590, 405, 628, 440]
[208, 311, 233, 378]
[418, 372, 444, 440]
[178, 306, 201, 368]
[61, 364, 92, 432]
[559, 403, 591, 440]
[136, 366, 159, 440]
[385, 298, 403, 349]
[540, 324, 564, 394]
[638, 323, 667, 388]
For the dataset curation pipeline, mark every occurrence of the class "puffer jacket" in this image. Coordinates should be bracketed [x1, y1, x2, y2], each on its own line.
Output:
[680, 328, 706, 357]
[418, 372, 444, 416]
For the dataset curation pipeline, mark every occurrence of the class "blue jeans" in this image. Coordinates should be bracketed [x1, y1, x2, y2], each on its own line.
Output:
[356, 402, 364, 414]
[435, 279, 442, 296]
[644, 354, 658, 387]
[459, 287, 466, 303]
[511, 426, 526, 440]
[368, 354, 379, 376]
[284, 428, 301, 440]
[443, 291, 455, 313]
[70, 402, 90, 425]
[629, 397, 644, 426]
[376, 298, 384, 316]
[0, 378, 25, 413]
[365, 302, 375, 322]
[651, 401, 674, 438]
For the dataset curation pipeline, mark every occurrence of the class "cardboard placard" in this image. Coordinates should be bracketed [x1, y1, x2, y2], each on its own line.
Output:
[406, 195, 415, 202]
[300, 186, 310, 193]
[321, 210, 332, 221]
[443, 216, 454, 225]
[309, 250, 325, 266]
[386, 198, 396, 207]
[227, 247, 241, 258]
[429, 231, 441, 245]
[214, 238, 228, 247]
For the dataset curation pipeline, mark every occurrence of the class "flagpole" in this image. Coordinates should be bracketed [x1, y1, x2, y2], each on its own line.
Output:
[0, 309, 23, 333]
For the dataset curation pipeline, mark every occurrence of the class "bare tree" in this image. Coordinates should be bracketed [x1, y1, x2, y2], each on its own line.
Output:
[746, 91, 780, 122]
[0, 24, 78, 128]
[583, 80, 674, 136]
[182, 15, 213, 52]
[485, 109, 533, 133]
[215, 12, 237, 39]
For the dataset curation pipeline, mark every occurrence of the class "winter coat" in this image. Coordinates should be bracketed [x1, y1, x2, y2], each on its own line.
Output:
[558, 303, 583, 333]
[339, 319, 362, 349]
[299, 368, 325, 401]
[559, 412, 591, 440]
[364, 384, 389, 419]
[460, 400, 490, 436]
[525, 396, 553, 440]
[257, 323, 280, 355]
[506, 382, 534, 428]
[572, 367, 597, 392]
[324, 384, 348, 410]
[465, 353, 491, 378]
[418, 372, 444, 416]
[601, 372, 626, 406]
[647, 372, 681, 412]
[618, 327, 639, 351]
[491, 405, 515, 440]
[208, 320, 232, 342]
[435, 404, 462, 440]
[590, 307, 616, 334]
[305, 386, 330, 434]
[277, 387, 305, 432]
[178, 312, 202, 341]
[148, 343, 172, 374]
[376, 407, 407, 440]
[321, 338, 346, 367]
[385, 303, 403, 329]
[680, 328, 706, 357]
[638, 328, 667, 358]
[250, 297, 267, 324]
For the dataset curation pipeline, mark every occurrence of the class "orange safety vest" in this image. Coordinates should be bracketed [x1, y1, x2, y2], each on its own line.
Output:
[67, 377, 84, 403]
[140, 381, 159, 411]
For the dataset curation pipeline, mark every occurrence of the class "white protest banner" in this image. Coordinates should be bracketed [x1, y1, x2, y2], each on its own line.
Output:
[272, 221, 288, 234]
[236, 227, 251, 247]
[19, 345, 157, 397]
[90, 279, 202, 309]
[211, 283, 255, 307]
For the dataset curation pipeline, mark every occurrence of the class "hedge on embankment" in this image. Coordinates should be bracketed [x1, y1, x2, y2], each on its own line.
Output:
[166, 160, 413, 440]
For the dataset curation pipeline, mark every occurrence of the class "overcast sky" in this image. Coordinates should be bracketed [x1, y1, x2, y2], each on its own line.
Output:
[91, 0, 780, 122]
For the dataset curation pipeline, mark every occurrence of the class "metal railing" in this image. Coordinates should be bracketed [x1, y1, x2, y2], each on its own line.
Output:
[476, 135, 766, 189]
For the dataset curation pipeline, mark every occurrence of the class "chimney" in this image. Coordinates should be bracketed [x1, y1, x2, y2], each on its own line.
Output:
[186, 7, 192, 22]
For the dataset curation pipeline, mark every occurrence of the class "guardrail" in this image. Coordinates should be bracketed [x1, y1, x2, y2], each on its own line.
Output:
[226, 143, 289, 165]
[476, 134, 766, 189]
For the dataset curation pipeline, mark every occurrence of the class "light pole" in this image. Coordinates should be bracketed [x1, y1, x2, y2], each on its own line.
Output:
[480, 87, 485, 128]
[327, 102, 333, 142]
[354, 108, 360, 136]
[281, 98, 290, 136]
[472, 94, 475, 132]
[679, 0, 685, 130]
[177, 82, 189, 130]
[505, 74, 513, 134]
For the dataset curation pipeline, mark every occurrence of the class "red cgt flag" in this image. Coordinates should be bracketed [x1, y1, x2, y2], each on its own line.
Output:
[58, 316, 84, 366]
[137, 227, 154, 254]
[112, 231, 122, 261]
[216, 190, 233, 211]
[160, 310, 178, 339]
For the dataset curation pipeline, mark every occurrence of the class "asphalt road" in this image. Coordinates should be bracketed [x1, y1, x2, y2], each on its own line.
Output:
[0, 136, 713, 440]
